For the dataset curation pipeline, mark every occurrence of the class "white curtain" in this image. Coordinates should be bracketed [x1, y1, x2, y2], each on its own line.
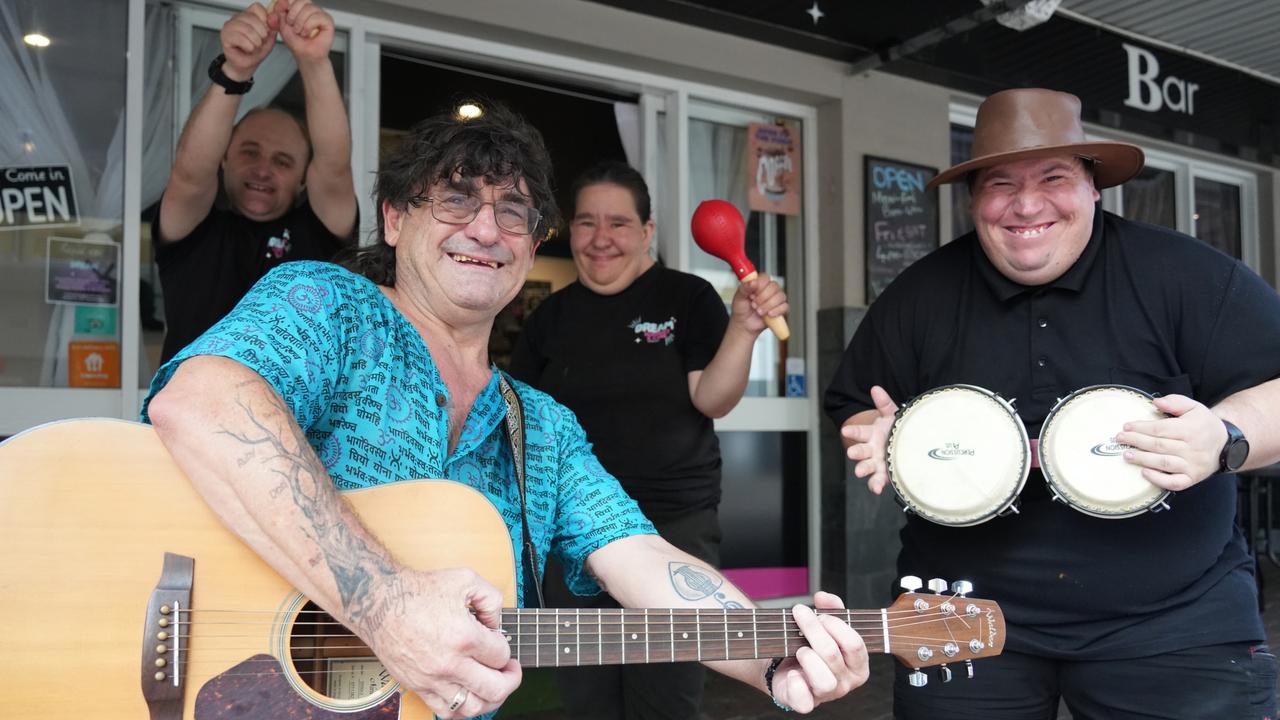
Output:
[613, 101, 640, 170]
[689, 118, 749, 220]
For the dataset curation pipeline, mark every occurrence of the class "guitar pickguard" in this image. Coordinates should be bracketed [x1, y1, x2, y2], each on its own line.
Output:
[195, 655, 401, 720]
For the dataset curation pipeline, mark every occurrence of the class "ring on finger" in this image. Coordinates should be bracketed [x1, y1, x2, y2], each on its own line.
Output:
[448, 687, 469, 712]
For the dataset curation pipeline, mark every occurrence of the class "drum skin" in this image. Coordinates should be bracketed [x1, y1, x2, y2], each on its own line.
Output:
[887, 384, 1030, 527]
[1038, 384, 1170, 518]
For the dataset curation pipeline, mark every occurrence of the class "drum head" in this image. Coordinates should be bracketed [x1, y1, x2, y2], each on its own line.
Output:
[1039, 385, 1169, 518]
[888, 385, 1029, 526]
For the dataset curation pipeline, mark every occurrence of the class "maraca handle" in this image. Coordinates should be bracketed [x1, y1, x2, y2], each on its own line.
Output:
[740, 271, 791, 342]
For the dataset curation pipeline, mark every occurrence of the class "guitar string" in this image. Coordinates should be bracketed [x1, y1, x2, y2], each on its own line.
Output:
[162, 613, 985, 667]
[168, 621, 987, 677]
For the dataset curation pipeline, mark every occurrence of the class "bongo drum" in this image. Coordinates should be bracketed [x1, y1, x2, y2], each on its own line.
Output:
[1038, 384, 1171, 518]
[886, 384, 1030, 527]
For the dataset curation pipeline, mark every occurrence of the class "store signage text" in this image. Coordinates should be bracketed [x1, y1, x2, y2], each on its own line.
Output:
[1123, 43, 1199, 115]
[1, 165, 79, 230]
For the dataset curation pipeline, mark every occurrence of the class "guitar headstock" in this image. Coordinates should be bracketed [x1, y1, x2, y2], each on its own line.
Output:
[882, 577, 1004, 683]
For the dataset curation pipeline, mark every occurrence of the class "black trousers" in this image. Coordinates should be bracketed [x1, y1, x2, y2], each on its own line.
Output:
[893, 642, 1277, 720]
[543, 507, 722, 720]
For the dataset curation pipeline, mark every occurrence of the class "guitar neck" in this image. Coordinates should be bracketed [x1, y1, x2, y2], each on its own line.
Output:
[502, 607, 885, 667]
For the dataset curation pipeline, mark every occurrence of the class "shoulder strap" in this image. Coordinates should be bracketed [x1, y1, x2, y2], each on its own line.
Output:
[497, 373, 545, 609]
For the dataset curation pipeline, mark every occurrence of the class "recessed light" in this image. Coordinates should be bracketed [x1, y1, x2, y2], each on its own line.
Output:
[23, 33, 51, 48]
[456, 103, 483, 120]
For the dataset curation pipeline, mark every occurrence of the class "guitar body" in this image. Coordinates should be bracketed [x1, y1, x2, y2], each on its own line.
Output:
[0, 418, 516, 720]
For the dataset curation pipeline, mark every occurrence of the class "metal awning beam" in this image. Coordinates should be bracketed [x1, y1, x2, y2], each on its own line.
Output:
[848, 0, 1037, 75]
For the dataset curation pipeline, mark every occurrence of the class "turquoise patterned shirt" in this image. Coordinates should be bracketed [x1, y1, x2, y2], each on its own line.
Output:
[142, 261, 655, 609]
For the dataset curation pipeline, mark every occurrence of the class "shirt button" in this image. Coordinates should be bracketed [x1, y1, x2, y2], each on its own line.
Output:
[1038, 318, 1048, 328]
[435, 392, 447, 407]
[1036, 357, 1048, 368]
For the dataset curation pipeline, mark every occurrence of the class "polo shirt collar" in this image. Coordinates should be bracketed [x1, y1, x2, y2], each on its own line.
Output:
[974, 202, 1105, 301]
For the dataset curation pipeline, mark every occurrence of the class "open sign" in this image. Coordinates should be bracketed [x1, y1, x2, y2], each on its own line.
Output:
[1, 165, 80, 230]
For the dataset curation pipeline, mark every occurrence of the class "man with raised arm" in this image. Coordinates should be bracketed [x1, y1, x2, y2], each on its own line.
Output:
[154, 0, 356, 362]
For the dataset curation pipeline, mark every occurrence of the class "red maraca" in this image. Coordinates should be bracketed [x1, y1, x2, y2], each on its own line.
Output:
[691, 199, 790, 341]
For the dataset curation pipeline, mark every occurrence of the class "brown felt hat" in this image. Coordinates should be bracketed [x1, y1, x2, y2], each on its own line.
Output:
[927, 88, 1145, 191]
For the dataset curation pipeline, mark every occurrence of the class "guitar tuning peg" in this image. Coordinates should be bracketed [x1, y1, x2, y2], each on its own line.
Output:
[928, 577, 948, 594]
[907, 669, 928, 687]
[951, 580, 973, 597]
[939, 664, 952, 683]
[899, 575, 922, 592]
[965, 660, 975, 679]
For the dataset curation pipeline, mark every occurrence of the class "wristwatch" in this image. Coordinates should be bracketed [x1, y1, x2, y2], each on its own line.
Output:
[208, 54, 254, 95]
[1218, 419, 1250, 473]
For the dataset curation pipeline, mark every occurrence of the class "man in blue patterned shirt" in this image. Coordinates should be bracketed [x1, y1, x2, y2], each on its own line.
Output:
[143, 102, 869, 718]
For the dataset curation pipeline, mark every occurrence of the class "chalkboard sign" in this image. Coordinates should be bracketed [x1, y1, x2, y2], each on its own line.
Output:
[864, 156, 939, 304]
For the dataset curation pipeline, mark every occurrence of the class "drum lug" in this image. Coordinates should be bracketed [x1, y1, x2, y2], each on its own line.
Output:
[997, 502, 1021, 516]
[1151, 498, 1172, 513]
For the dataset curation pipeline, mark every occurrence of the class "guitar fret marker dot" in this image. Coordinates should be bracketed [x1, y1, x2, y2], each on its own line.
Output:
[682, 632, 689, 639]
[631, 633, 638, 640]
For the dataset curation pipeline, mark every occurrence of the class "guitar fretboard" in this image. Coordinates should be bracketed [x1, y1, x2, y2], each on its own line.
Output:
[501, 607, 887, 667]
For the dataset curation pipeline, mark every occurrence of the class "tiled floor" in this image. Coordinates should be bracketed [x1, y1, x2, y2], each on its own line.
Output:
[509, 557, 1280, 719]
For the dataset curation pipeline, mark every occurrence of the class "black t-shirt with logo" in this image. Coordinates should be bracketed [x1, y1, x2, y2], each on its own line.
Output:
[154, 199, 353, 362]
[825, 207, 1280, 659]
[510, 264, 729, 520]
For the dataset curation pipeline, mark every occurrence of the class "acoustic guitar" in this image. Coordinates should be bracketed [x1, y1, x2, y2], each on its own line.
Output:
[0, 419, 1004, 719]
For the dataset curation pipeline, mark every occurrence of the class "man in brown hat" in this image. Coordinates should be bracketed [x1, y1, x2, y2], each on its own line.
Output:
[826, 88, 1280, 718]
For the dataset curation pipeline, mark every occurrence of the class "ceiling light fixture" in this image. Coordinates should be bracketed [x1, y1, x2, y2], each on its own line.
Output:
[23, 33, 51, 48]
[456, 103, 483, 120]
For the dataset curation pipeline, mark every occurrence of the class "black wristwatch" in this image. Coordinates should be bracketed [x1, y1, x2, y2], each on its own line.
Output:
[208, 54, 254, 95]
[1218, 419, 1250, 473]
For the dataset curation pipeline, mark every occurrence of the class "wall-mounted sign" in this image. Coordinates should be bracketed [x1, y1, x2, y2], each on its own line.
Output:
[67, 341, 120, 388]
[1123, 43, 1199, 115]
[46, 236, 119, 306]
[746, 122, 801, 216]
[1, 165, 79, 231]
[864, 156, 938, 304]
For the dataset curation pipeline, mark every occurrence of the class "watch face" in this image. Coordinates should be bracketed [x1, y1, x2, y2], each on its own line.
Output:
[1227, 439, 1250, 470]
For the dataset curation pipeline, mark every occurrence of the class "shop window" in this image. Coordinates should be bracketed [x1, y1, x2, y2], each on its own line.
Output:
[0, 1, 128, 388]
[1122, 166, 1177, 230]
[949, 123, 975, 237]
[687, 108, 804, 398]
[1194, 177, 1242, 260]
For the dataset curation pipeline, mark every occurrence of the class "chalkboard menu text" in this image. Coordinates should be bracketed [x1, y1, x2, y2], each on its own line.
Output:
[864, 156, 938, 304]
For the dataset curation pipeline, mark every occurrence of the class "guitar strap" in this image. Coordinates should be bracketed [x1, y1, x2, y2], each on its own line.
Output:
[498, 373, 545, 609]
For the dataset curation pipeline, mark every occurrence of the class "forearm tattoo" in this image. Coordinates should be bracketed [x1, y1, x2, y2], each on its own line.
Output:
[218, 388, 404, 636]
[668, 562, 744, 609]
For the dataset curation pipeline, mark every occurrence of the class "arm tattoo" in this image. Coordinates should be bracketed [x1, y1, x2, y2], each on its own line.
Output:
[218, 390, 404, 636]
[668, 561, 744, 610]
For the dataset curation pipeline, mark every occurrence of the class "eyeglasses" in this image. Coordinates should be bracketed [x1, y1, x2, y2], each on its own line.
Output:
[426, 194, 542, 235]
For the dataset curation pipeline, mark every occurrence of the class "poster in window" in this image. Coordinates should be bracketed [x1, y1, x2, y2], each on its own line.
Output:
[46, 235, 120, 306]
[746, 122, 800, 216]
[864, 157, 938, 304]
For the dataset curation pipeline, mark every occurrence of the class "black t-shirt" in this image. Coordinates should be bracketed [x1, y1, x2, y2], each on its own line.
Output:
[825, 207, 1280, 659]
[154, 199, 353, 362]
[510, 264, 729, 519]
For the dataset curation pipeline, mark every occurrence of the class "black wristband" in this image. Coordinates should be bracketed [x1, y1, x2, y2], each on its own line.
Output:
[208, 53, 254, 95]
[764, 657, 792, 711]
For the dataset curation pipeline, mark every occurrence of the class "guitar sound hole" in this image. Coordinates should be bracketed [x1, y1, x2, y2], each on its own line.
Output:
[288, 600, 391, 701]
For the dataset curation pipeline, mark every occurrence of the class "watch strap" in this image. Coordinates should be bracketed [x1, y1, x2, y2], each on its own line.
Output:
[1219, 419, 1248, 473]
[208, 53, 254, 95]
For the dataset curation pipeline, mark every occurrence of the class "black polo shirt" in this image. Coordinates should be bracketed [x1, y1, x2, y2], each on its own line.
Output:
[825, 206, 1280, 659]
